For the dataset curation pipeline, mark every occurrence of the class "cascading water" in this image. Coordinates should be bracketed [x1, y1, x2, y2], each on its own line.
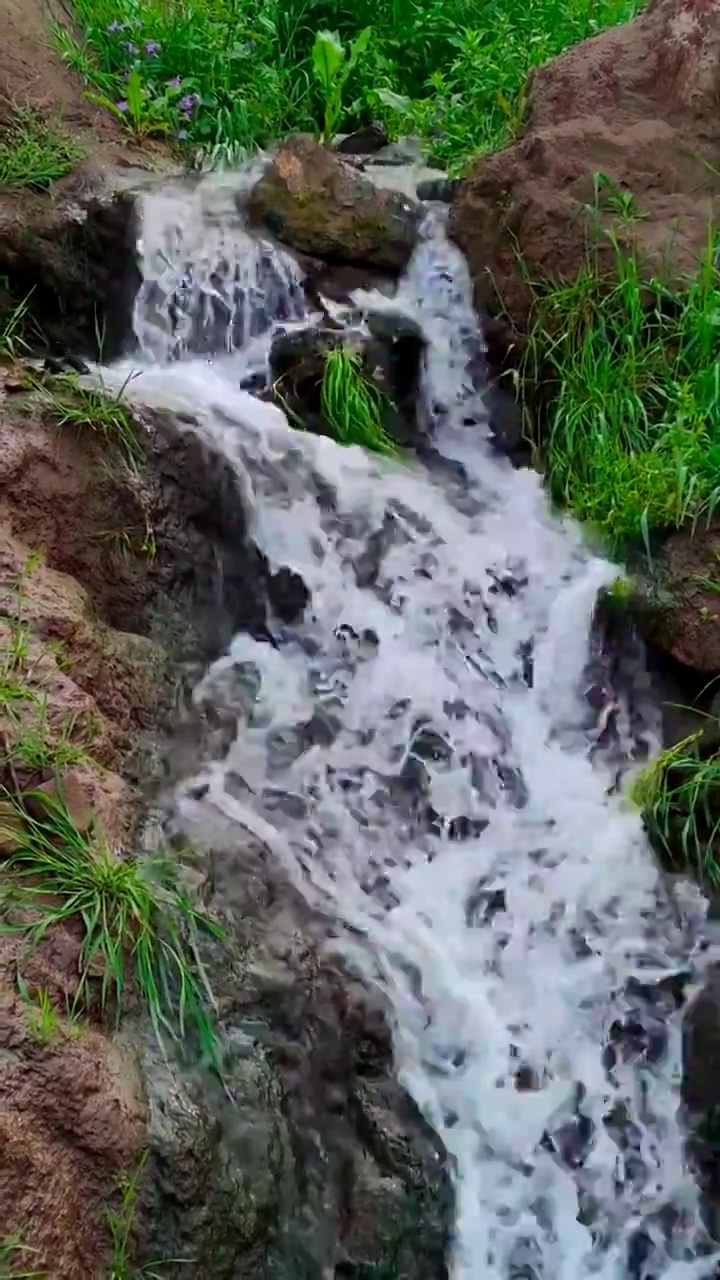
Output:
[104, 171, 720, 1280]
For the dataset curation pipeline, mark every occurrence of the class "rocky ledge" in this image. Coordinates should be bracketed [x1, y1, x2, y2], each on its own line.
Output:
[0, 363, 450, 1276]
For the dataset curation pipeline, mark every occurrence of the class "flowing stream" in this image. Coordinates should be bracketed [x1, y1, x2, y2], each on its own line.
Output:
[105, 171, 720, 1279]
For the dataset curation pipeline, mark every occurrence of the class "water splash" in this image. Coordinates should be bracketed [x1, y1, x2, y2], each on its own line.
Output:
[106, 174, 720, 1280]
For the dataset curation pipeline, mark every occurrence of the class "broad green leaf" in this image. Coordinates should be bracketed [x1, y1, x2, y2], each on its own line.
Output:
[312, 30, 345, 93]
[347, 26, 373, 72]
[376, 87, 412, 114]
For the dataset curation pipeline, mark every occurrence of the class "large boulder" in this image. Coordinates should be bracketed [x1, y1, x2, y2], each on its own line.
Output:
[133, 792, 451, 1279]
[449, 0, 720, 332]
[245, 135, 422, 274]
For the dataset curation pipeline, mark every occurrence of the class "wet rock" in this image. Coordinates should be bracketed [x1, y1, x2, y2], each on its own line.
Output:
[268, 566, 310, 625]
[682, 965, 720, 1238]
[372, 137, 424, 167]
[269, 315, 427, 450]
[246, 135, 422, 274]
[0, 189, 140, 359]
[449, 0, 720, 331]
[133, 849, 451, 1278]
[416, 177, 458, 204]
[335, 123, 390, 155]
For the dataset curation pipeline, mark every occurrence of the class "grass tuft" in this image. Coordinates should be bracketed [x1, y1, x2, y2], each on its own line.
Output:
[526, 225, 720, 554]
[0, 110, 82, 191]
[629, 729, 720, 885]
[0, 1236, 45, 1279]
[321, 347, 399, 456]
[0, 288, 33, 361]
[106, 1151, 190, 1278]
[0, 788, 223, 1065]
[35, 374, 145, 470]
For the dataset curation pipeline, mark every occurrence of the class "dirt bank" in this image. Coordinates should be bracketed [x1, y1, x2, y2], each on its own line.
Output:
[449, 0, 720, 338]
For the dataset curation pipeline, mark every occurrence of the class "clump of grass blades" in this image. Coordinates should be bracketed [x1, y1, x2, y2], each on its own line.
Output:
[0, 1236, 45, 1278]
[0, 289, 33, 360]
[106, 1151, 189, 1278]
[527, 230, 720, 553]
[321, 348, 398, 456]
[2, 705, 96, 773]
[36, 374, 144, 470]
[0, 789, 223, 1065]
[629, 730, 720, 885]
[0, 111, 82, 191]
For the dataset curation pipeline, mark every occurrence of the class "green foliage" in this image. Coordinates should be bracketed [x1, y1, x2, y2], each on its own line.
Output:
[527, 220, 720, 553]
[16, 975, 83, 1044]
[0, 788, 223, 1065]
[58, 0, 642, 170]
[0, 287, 33, 361]
[0, 1236, 45, 1279]
[0, 111, 82, 191]
[629, 729, 720, 885]
[312, 28, 372, 144]
[87, 67, 178, 136]
[107, 1151, 189, 1278]
[2, 703, 96, 772]
[321, 347, 399, 456]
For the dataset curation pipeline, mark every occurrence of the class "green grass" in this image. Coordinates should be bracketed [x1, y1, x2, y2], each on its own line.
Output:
[0, 1237, 45, 1279]
[0, 289, 33, 361]
[1, 698, 97, 772]
[107, 1152, 189, 1278]
[526, 227, 720, 554]
[35, 374, 145, 470]
[57, 0, 643, 172]
[321, 347, 399, 455]
[0, 787, 223, 1065]
[0, 110, 82, 191]
[629, 728, 720, 885]
[16, 975, 83, 1044]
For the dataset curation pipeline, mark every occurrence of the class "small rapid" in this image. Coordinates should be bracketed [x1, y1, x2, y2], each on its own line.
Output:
[105, 171, 719, 1279]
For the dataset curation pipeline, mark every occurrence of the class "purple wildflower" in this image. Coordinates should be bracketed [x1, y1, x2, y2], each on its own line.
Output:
[166, 76, 181, 88]
[145, 40, 160, 56]
[107, 21, 124, 34]
[117, 100, 129, 113]
[122, 40, 139, 55]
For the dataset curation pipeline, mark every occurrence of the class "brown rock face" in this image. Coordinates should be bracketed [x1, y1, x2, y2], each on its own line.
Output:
[246, 134, 422, 273]
[449, 0, 720, 331]
[642, 521, 720, 675]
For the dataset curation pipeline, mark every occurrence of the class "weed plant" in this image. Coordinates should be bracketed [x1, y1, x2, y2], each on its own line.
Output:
[321, 348, 398, 456]
[57, 0, 642, 171]
[527, 227, 720, 554]
[0, 788, 223, 1064]
[0, 111, 82, 191]
[630, 729, 720, 885]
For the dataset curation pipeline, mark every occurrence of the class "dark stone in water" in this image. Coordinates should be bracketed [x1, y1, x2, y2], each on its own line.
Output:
[335, 122, 390, 155]
[416, 177, 459, 204]
[268, 565, 310, 624]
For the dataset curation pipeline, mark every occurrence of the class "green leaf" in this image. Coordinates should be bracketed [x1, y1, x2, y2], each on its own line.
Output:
[376, 87, 412, 114]
[312, 30, 345, 94]
[347, 26, 373, 73]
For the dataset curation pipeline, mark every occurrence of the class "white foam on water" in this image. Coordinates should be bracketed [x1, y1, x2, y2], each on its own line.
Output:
[102, 174, 720, 1280]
